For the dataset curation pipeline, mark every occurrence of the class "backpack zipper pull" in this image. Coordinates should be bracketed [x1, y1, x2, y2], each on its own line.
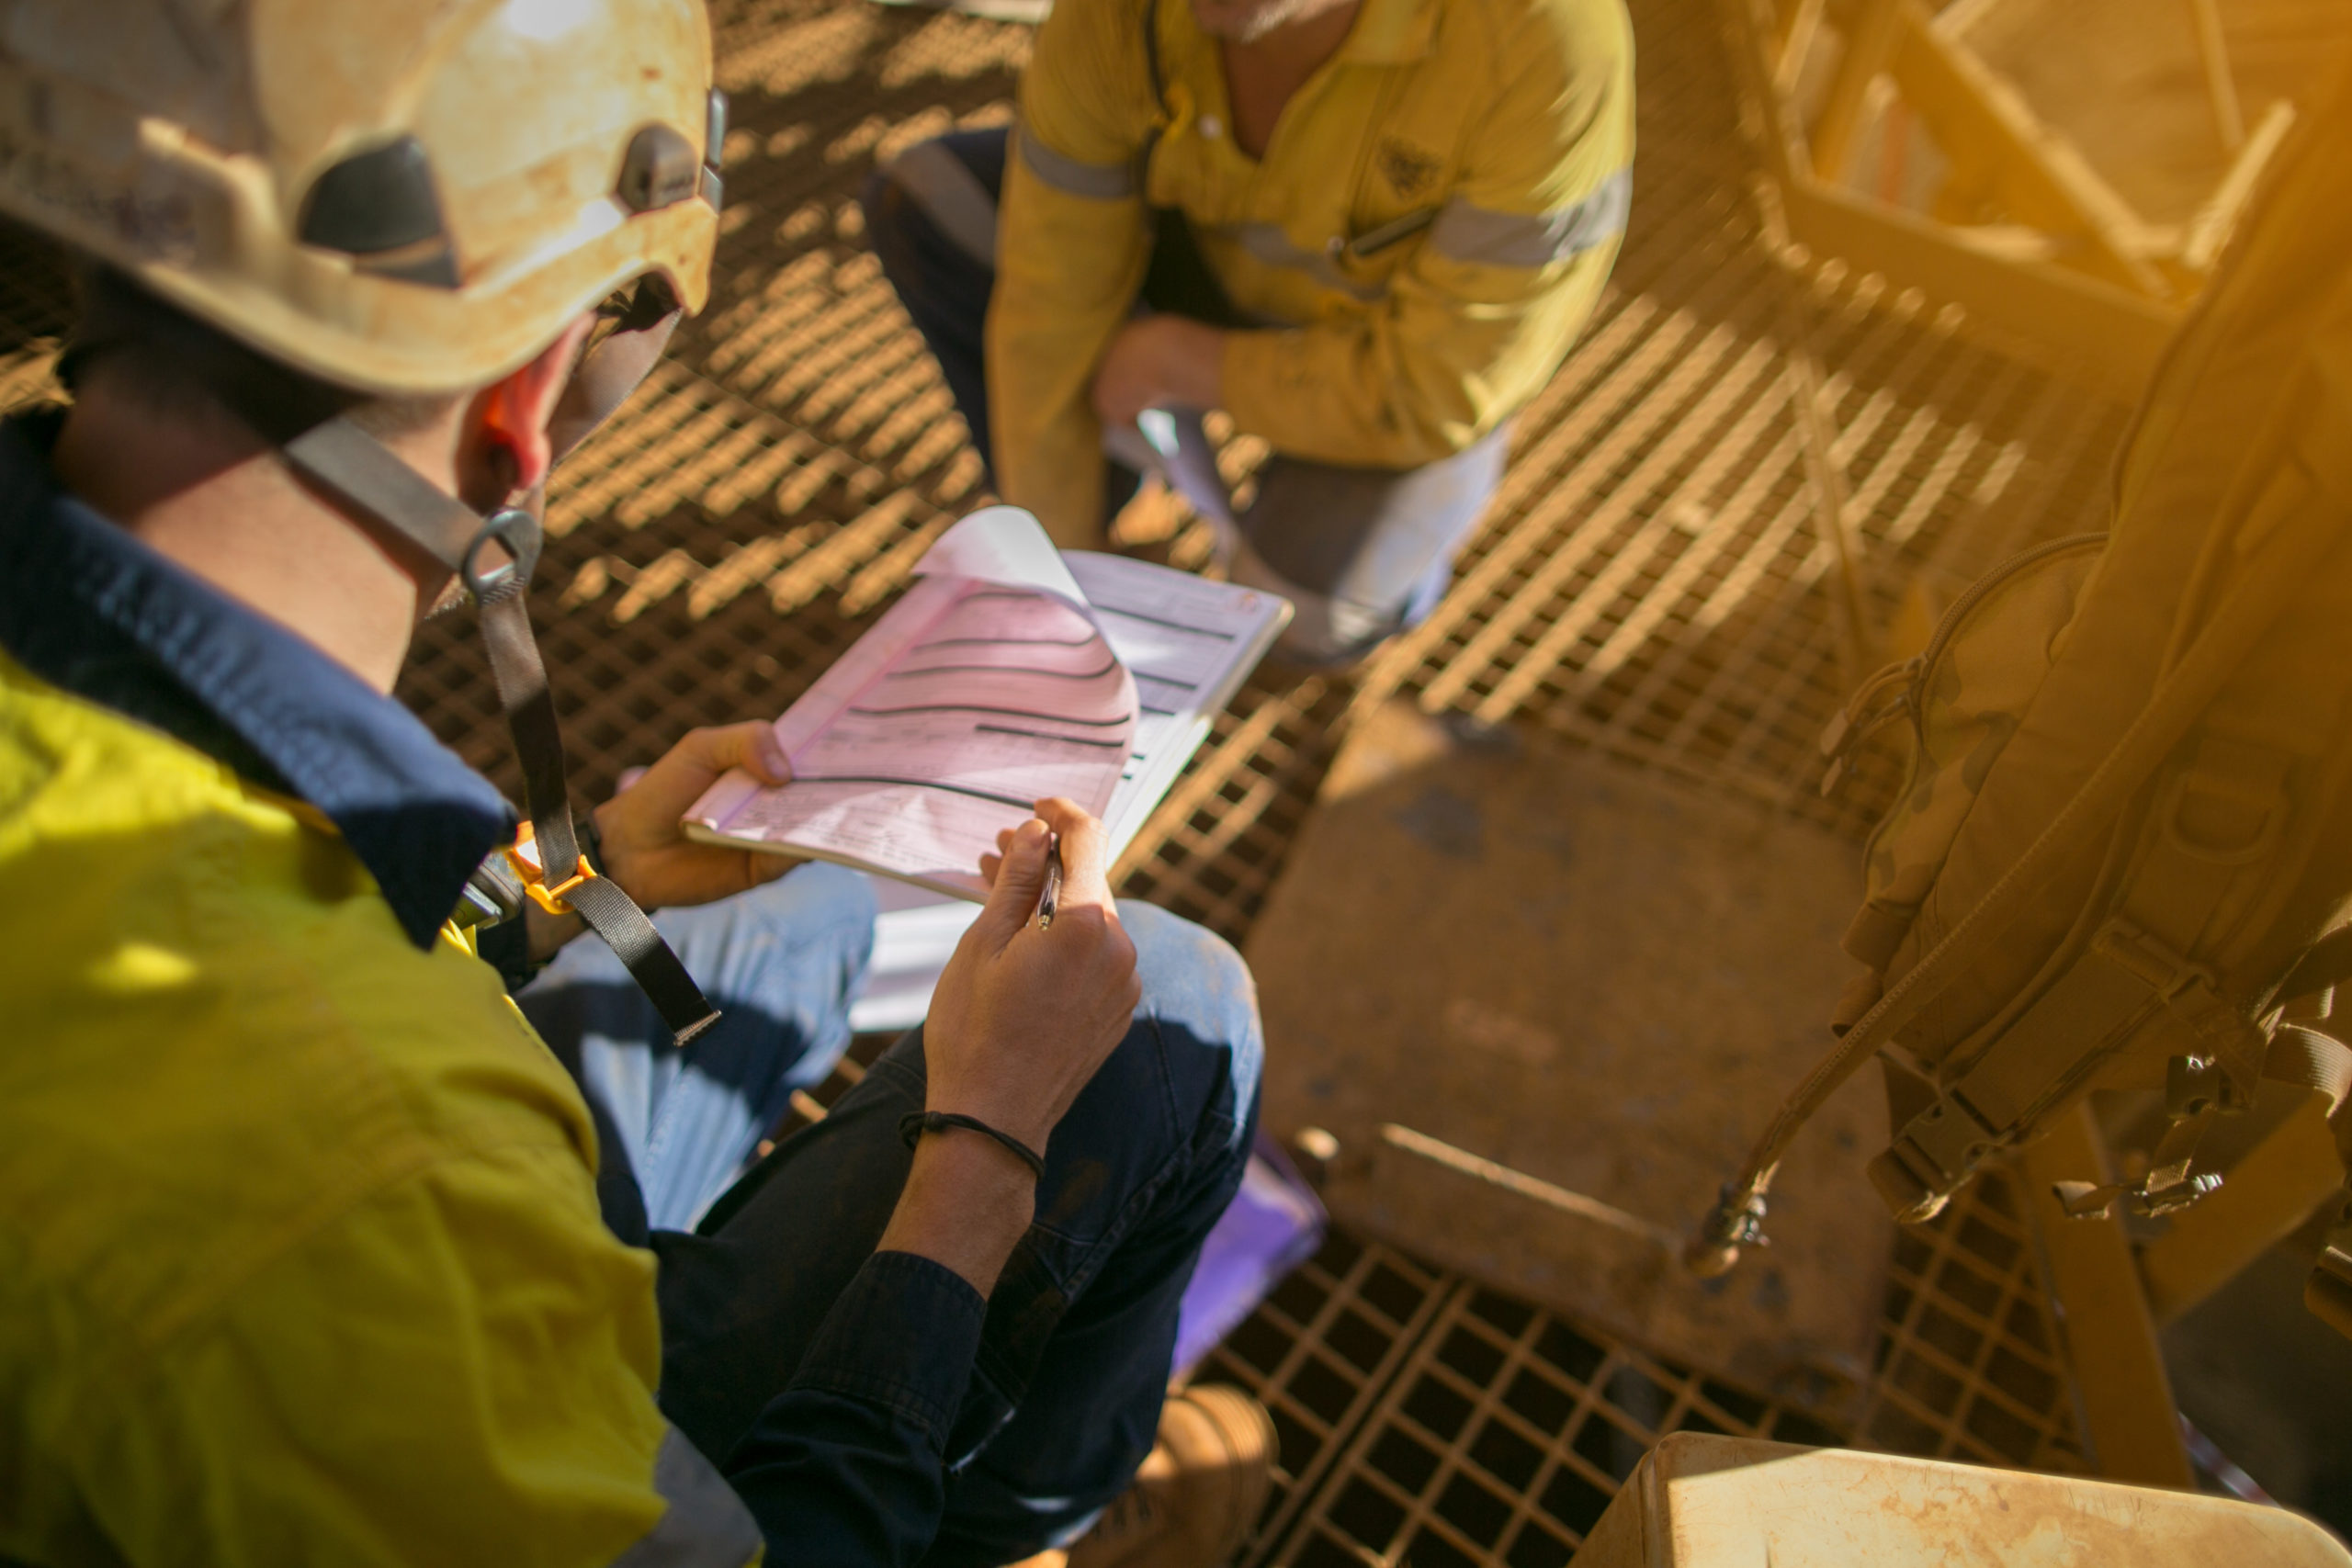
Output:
[1818, 657, 1923, 795]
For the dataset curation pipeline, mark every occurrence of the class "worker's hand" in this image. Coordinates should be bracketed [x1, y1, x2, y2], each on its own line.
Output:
[1091, 316, 1227, 432]
[591, 721, 800, 910]
[926, 799, 1141, 1155]
[876, 800, 1136, 1294]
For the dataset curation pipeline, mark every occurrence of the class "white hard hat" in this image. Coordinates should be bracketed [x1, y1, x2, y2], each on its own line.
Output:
[0, 0, 723, 394]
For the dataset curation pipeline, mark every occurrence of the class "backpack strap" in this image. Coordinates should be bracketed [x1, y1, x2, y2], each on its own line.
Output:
[2277, 924, 2352, 1010]
[2273, 1024, 2352, 1338]
[1877, 487, 2352, 1222]
[2270, 1022, 2352, 1111]
[1690, 378, 2352, 1273]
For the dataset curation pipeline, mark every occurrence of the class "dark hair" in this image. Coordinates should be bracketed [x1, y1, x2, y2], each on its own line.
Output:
[63, 267, 455, 442]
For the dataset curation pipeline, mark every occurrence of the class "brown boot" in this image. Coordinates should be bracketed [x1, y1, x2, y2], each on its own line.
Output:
[1063, 1385, 1277, 1568]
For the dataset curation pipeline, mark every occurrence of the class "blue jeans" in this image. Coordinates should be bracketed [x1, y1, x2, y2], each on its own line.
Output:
[517, 864, 1263, 1564]
[863, 127, 1510, 665]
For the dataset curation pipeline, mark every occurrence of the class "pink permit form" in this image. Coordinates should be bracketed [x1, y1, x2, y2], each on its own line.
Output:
[682, 506, 1140, 898]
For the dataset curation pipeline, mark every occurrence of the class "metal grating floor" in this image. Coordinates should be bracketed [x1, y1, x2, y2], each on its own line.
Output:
[1860, 1170, 2083, 1472]
[1208, 1249, 1849, 1568]
[0, 0, 2151, 1559]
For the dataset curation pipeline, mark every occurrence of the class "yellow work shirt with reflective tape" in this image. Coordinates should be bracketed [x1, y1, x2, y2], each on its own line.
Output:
[989, 0, 1634, 544]
[0, 654, 755, 1566]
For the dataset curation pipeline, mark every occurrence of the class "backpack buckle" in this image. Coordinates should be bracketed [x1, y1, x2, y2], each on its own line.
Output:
[2137, 1168, 2227, 1216]
[2055, 1056, 2232, 1223]
[2165, 1052, 2229, 1119]
[1891, 1091, 2005, 1188]
[2052, 1168, 2224, 1222]
[2095, 920, 2262, 1112]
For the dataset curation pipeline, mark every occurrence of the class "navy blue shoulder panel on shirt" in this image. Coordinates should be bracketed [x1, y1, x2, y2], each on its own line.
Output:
[0, 414, 514, 948]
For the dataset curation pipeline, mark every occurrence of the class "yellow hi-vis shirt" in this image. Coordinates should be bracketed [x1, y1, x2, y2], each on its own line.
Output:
[0, 650, 753, 1566]
[989, 0, 1634, 545]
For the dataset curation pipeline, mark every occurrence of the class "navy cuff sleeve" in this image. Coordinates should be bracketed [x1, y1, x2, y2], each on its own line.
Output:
[789, 1250, 987, 1433]
[724, 1252, 989, 1563]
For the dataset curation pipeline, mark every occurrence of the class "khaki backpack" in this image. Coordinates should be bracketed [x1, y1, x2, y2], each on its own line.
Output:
[1692, 59, 2352, 1335]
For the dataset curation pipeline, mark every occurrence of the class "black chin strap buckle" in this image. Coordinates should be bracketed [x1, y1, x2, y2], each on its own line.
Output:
[462, 507, 545, 605]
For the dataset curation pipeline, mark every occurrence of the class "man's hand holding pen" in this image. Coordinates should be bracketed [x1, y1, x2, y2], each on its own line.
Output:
[928, 798, 1140, 1160]
[875, 799, 1136, 1295]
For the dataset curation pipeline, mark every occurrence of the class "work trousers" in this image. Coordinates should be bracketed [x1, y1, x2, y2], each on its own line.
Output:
[863, 127, 1511, 665]
[517, 863, 1263, 1564]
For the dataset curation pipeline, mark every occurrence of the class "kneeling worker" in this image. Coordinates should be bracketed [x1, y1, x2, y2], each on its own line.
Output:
[0, 2, 1272, 1564]
[867, 0, 1634, 663]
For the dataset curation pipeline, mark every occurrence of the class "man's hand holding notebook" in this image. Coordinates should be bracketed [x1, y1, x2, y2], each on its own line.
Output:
[684, 506, 1291, 898]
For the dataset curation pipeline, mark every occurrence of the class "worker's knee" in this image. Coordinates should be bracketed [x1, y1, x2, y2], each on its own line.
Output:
[747, 857, 877, 939]
[1118, 900, 1264, 1161]
[659, 858, 877, 1011]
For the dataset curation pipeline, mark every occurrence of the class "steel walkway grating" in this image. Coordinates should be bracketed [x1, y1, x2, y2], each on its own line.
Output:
[1182, 1172, 2074, 1567]
[1860, 1170, 2081, 1473]
[1239, 1267, 1845, 1568]
[1195, 1237, 1456, 1559]
[0, 0, 2153, 1556]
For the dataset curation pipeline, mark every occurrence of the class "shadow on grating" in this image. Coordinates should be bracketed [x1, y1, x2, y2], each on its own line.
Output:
[0, 0, 2138, 1556]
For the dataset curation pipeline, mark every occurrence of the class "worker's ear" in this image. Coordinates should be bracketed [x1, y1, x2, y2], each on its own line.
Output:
[468, 313, 597, 504]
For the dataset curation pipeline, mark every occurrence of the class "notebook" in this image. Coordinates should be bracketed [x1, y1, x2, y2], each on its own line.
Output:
[683, 506, 1291, 977]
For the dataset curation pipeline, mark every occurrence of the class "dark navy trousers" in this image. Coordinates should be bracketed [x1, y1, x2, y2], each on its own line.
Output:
[518, 864, 1263, 1564]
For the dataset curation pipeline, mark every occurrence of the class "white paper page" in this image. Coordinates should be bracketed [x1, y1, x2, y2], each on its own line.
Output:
[687, 578, 961, 831]
[915, 503, 1091, 610]
[684, 509, 1140, 898]
[851, 874, 987, 1033]
[853, 557, 1290, 1030]
[1070, 553, 1290, 845]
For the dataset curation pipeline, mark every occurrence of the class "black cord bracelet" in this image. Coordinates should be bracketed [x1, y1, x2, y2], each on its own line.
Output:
[898, 1111, 1046, 1181]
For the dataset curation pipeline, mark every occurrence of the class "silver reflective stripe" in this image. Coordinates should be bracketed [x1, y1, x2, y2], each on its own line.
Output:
[882, 140, 1001, 266]
[1216, 221, 1385, 302]
[610, 1427, 763, 1568]
[1015, 124, 1137, 201]
[1428, 168, 1632, 269]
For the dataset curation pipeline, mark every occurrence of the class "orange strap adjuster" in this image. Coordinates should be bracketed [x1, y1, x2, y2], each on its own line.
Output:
[503, 819, 598, 916]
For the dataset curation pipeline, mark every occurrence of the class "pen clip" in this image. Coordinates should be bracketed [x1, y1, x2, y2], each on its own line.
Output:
[1344, 205, 1439, 261]
[1037, 836, 1065, 931]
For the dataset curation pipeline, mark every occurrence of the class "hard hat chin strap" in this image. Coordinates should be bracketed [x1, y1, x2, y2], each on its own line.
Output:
[62, 272, 717, 1043]
[282, 412, 718, 1046]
